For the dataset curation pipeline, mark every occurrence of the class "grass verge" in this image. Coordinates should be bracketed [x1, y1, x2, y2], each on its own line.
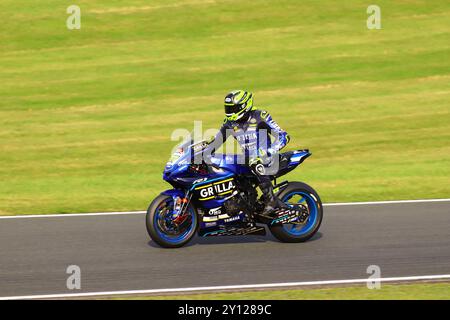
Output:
[112, 282, 450, 300]
[1, 1, 449, 215]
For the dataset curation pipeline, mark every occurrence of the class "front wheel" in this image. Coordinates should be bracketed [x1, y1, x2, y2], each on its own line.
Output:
[146, 194, 198, 248]
[269, 182, 323, 243]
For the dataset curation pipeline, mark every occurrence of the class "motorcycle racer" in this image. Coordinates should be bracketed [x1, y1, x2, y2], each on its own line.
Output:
[147, 89, 322, 247]
[204, 90, 300, 217]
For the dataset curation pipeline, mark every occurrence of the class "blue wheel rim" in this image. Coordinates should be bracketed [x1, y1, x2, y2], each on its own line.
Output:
[281, 191, 318, 236]
[153, 199, 196, 244]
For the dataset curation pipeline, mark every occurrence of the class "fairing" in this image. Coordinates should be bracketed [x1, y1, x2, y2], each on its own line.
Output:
[162, 137, 311, 230]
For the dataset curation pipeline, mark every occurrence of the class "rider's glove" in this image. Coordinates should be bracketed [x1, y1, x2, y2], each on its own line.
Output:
[249, 157, 262, 166]
[267, 147, 276, 156]
[249, 157, 266, 176]
[257, 148, 267, 157]
[259, 147, 279, 158]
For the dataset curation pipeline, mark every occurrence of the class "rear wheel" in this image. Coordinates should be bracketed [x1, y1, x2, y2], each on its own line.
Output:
[269, 182, 323, 243]
[146, 194, 197, 248]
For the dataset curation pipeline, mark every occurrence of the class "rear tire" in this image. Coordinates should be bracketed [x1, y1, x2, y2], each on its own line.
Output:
[269, 182, 323, 243]
[146, 194, 197, 248]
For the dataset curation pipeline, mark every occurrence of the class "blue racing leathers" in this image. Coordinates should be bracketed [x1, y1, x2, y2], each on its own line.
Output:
[204, 109, 290, 214]
[205, 109, 290, 165]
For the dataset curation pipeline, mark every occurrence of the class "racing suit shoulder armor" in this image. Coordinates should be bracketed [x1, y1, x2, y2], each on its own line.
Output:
[252, 109, 270, 120]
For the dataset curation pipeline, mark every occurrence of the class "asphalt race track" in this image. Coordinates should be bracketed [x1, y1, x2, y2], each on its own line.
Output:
[0, 201, 449, 298]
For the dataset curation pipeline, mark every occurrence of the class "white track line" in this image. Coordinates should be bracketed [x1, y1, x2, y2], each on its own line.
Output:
[1, 274, 449, 300]
[324, 198, 450, 206]
[0, 198, 449, 219]
[0, 211, 146, 219]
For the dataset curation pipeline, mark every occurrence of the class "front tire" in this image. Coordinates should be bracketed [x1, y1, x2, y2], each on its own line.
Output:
[269, 182, 323, 243]
[146, 194, 198, 248]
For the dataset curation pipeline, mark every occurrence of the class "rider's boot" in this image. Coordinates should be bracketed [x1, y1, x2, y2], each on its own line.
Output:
[253, 163, 300, 218]
[260, 182, 293, 217]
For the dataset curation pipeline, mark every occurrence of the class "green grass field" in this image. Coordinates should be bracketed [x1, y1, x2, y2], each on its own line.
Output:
[114, 283, 450, 300]
[1, 0, 449, 215]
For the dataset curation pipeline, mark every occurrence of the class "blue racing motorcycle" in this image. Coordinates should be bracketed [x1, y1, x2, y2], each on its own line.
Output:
[146, 137, 323, 248]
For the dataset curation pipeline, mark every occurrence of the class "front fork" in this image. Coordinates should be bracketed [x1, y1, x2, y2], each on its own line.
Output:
[170, 192, 193, 229]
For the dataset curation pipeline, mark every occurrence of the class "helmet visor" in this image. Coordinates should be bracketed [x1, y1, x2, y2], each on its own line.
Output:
[224, 103, 244, 115]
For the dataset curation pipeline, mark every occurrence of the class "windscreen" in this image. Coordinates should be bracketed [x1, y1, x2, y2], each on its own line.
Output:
[166, 132, 209, 167]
